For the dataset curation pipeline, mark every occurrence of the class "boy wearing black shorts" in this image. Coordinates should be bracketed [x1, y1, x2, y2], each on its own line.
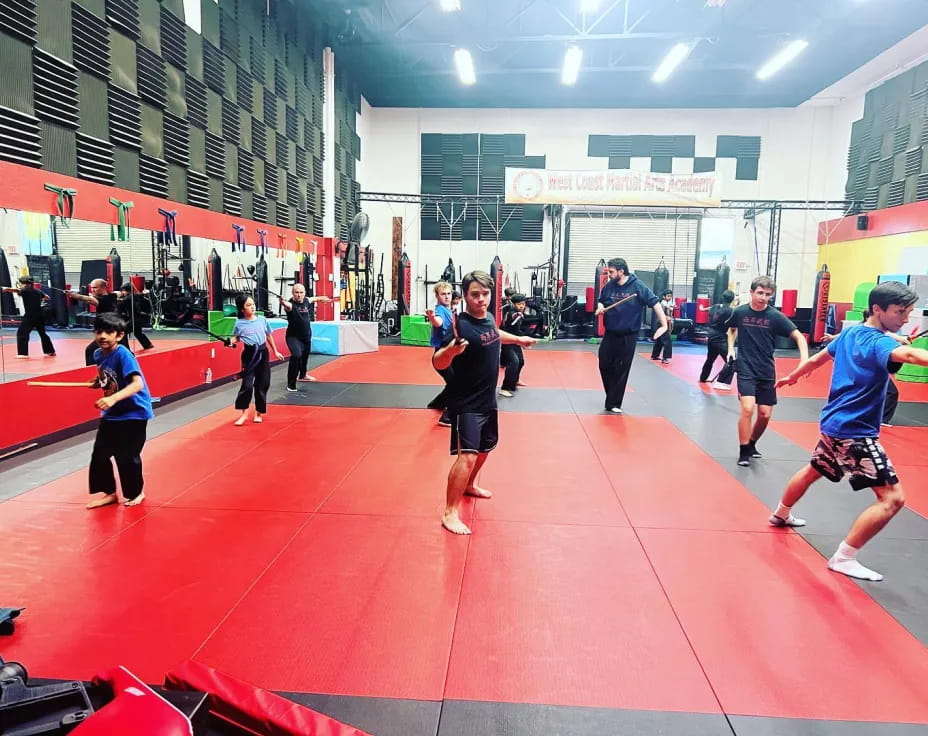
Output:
[727, 275, 808, 466]
[771, 282, 928, 581]
[432, 270, 536, 535]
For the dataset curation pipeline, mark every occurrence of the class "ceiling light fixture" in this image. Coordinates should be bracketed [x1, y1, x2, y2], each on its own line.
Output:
[453, 48, 476, 85]
[561, 46, 583, 85]
[580, 0, 600, 12]
[440, 0, 461, 11]
[756, 39, 809, 80]
[652, 42, 692, 83]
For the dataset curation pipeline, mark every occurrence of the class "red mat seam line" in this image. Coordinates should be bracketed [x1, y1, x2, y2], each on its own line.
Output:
[312, 443, 380, 512]
[576, 416, 634, 528]
[188, 511, 317, 662]
[577, 415, 732, 720]
[439, 528, 475, 706]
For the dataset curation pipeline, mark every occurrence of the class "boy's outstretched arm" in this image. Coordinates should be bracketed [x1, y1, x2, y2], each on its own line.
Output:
[775, 348, 832, 387]
[890, 345, 928, 366]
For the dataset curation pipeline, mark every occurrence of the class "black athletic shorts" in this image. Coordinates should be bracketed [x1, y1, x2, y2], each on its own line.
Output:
[811, 434, 899, 491]
[450, 410, 499, 455]
[737, 376, 777, 406]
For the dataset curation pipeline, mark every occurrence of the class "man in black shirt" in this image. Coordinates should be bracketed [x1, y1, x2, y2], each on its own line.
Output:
[727, 275, 808, 466]
[594, 258, 668, 414]
[280, 283, 332, 391]
[433, 270, 536, 535]
[3, 277, 56, 357]
[71, 279, 120, 365]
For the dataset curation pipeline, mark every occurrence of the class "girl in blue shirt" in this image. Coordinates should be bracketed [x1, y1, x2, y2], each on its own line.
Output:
[229, 295, 284, 426]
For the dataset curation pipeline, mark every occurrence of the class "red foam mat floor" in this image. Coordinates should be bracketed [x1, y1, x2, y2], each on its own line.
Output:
[4, 406, 928, 724]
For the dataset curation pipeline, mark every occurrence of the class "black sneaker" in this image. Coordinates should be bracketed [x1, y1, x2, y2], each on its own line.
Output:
[438, 412, 452, 427]
[737, 456, 751, 467]
[748, 442, 762, 459]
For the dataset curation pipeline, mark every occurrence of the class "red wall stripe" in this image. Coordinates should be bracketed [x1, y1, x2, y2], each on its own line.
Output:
[0, 160, 322, 253]
[818, 199, 928, 244]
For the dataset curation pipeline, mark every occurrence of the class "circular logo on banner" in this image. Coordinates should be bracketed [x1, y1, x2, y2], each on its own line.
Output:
[512, 170, 544, 201]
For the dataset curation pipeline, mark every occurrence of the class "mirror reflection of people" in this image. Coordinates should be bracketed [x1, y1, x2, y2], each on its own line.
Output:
[71, 279, 119, 365]
[117, 283, 154, 351]
[3, 276, 55, 357]
[228, 295, 284, 426]
[279, 283, 331, 391]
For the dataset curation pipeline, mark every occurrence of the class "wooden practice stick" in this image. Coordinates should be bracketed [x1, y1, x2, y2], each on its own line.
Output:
[600, 293, 639, 313]
[27, 381, 96, 388]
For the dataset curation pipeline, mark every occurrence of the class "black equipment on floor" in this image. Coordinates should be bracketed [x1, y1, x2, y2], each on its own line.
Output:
[0, 656, 94, 735]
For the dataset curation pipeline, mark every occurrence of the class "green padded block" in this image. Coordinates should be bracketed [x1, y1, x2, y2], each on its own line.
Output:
[208, 310, 235, 338]
[853, 282, 877, 312]
[846, 310, 865, 323]
[401, 314, 431, 346]
[898, 336, 928, 383]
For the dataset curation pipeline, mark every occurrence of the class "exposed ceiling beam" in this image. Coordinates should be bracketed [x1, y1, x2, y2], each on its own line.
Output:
[393, 0, 430, 37]
[363, 63, 754, 79]
[346, 31, 692, 48]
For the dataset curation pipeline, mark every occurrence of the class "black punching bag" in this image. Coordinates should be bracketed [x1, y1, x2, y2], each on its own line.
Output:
[48, 253, 68, 326]
[207, 248, 222, 311]
[652, 258, 670, 329]
[300, 253, 315, 298]
[107, 247, 122, 292]
[397, 252, 411, 316]
[713, 256, 731, 305]
[489, 255, 504, 324]
[255, 255, 269, 312]
[0, 247, 16, 317]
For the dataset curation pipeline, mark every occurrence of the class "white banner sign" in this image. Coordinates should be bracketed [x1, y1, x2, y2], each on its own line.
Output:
[505, 168, 721, 207]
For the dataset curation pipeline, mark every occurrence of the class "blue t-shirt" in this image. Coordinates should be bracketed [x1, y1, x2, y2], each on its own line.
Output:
[233, 316, 272, 346]
[820, 325, 900, 438]
[429, 304, 454, 348]
[93, 345, 155, 421]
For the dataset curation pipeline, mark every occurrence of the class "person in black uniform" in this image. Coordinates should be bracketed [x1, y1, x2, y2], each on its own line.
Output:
[594, 258, 668, 414]
[699, 289, 736, 382]
[117, 283, 155, 351]
[499, 293, 528, 397]
[727, 275, 808, 466]
[279, 282, 332, 392]
[432, 270, 537, 535]
[3, 277, 56, 358]
[71, 279, 120, 366]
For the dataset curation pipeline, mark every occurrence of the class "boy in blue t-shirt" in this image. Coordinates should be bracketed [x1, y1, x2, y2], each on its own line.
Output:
[770, 282, 928, 581]
[426, 281, 455, 426]
[86, 313, 155, 509]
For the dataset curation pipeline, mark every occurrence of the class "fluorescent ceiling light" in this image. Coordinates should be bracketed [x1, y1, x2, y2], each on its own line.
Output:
[440, 0, 461, 10]
[756, 39, 809, 80]
[561, 46, 583, 85]
[580, 0, 600, 11]
[652, 43, 692, 83]
[453, 48, 476, 85]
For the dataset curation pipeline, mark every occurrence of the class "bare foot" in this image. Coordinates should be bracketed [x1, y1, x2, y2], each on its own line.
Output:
[234, 412, 248, 426]
[124, 492, 145, 507]
[298, 375, 317, 382]
[87, 493, 118, 509]
[441, 509, 472, 535]
[465, 486, 492, 499]
[253, 414, 263, 423]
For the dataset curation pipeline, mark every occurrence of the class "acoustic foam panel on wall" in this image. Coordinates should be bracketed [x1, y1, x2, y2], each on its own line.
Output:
[40, 120, 77, 176]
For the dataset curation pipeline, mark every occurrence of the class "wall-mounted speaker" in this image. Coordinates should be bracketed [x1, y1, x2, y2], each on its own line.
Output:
[856, 214, 869, 231]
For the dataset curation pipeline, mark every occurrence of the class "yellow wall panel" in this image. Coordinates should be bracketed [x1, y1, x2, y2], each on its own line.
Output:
[817, 232, 928, 302]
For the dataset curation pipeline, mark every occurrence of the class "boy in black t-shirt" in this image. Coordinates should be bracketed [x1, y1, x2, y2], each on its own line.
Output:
[3, 277, 56, 357]
[727, 276, 808, 466]
[280, 282, 332, 391]
[699, 290, 736, 382]
[432, 270, 537, 535]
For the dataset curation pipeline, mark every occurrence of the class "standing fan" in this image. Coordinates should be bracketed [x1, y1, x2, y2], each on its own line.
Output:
[349, 212, 370, 244]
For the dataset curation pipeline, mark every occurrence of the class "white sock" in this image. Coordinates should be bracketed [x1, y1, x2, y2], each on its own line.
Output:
[775, 503, 792, 520]
[829, 541, 883, 581]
